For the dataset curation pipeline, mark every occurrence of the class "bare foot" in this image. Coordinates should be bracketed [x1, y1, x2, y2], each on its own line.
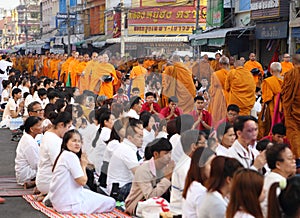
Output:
[33, 187, 40, 195]
[24, 181, 36, 189]
[34, 194, 45, 202]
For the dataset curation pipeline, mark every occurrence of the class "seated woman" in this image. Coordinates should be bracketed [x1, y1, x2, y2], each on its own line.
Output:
[15, 116, 43, 186]
[49, 129, 115, 214]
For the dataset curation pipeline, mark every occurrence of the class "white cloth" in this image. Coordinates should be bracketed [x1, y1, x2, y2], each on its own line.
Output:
[107, 138, 139, 194]
[261, 172, 285, 217]
[181, 181, 206, 218]
[49, 151, 115, 214]
[15, 133, 39, 185]
[36, 131, 62, 194]
[156, 131, 168, 139]
[126, 109, 139, 119]
[170, 153, 191, 215]
[1, 89, 9, 104]
[215, 143, 230, 156]
[196, 191, 228, 218]
[170, 134, 184, 164]
[2, 98, 17, 119]
[139, 128, 155, 158]
[233, 211, 255, 218]
[103, 139, 121, 163]
[79, 123, 98, 155]
[227, 140, 258, 170]
[88, 127, 111, 175]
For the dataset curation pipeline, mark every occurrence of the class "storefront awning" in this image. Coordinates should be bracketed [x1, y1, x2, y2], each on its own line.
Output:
[106, 36, 189, 44]
[189, 26, 255, 47]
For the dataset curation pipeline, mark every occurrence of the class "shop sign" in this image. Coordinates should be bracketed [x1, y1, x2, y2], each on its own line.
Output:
[250, 0, 289, 20]
[128, 25, 199, 35]
[255, 22, 288, 39]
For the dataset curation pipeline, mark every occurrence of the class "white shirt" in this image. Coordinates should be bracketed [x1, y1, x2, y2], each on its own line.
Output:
[170, 134, 184, 164]
[79, 123, 98, 154]
[227, 140, 258, 170]
[215, 143, 230, 156]
[1, 89, 9, 104]
[196, 191, 228, 218]
[3, 98, 17, 119]
[88, 127, 111, 175]
[103, 139, 121, 163]
[170, 153, 191, 215]
[126, 109, 139, 119]
[261, 172, 285, 217]
[233, 211, 255, 218]
[15, 132, 39, 185]
[36, 131, 62, 193]
[107, 138, 139, 194]
[140, 128, 155, 158]
[156, 131, 168, 139]
[49, 151, 84, 209]
[182, 181, 206, 218]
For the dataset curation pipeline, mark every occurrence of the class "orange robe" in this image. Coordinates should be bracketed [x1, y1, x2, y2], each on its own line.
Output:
[162, 62, 196, 113]
[244, 60, 264, 84]
[98, 62, 118, 98]
[60, 57, 74, 84]
[27, 58, 35, 74]
[281, 66, 300, 158]
[43, 57, 49, 77]
[80, 60, 100, 94]
[209, 68, 229, 125]
[210, 60, 221, 71]
[280, 61, 293, 76]
[75, 61, 87, 88]
[130, 65, 147, 98]
[259, 76, 283, 137]
[69, 59, 80, 87]
[192, 60, 213, 83]
[51, 60, 61, 79]
[225, 66, 256, 115]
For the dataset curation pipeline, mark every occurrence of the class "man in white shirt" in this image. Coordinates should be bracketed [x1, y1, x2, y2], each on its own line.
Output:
[227, 116, 266, 170]
[107, 119, 143, 201]
[126, 96, 142, 119]
[261, 143, 296, 217]
[170, 129, 204, 215]
[0, 55, 13, 93]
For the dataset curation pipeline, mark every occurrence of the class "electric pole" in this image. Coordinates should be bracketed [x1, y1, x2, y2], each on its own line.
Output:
[195, 0, 200, 30]
[120, 0, 125, 58]
[67, 0, 71, 55]
[25, 0, 28, 53]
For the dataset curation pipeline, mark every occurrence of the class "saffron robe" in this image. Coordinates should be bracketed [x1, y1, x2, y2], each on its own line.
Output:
[130, 65, 147, 98]
[280, 61, 293, 76]
[244, 60, 264, 84]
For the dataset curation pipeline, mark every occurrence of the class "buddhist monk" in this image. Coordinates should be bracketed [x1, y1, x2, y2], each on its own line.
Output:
[97, 53, 118, 98]
[68, 52, 80, 87]
[209, 56, 230, 125]
[280, 53, 294, 76]
[244, 53, 264, 85]
[60, 52, 75, 84]
[281, 54, 300, 170]
[42, 52, 49, 77]
[130, 58, 147, 98]
[229, 56, 235, 69]
[27, 53, 35, 74]
[75, 54, 89, 88]
[210, 53, 222, 71]
[80, 52, 99, 93]
[259, 62, 283, 137]
[225, 60, 256, 115]
[162, 55, 196, 113]
[192, 54, 214, 83]
[50, 54, 60, 79]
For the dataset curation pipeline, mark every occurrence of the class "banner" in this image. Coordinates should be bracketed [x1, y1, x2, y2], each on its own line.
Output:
[206, 0, 223, 28]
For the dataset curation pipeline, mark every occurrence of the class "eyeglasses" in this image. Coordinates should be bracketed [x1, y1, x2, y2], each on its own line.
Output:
[32, 109, 44, 113]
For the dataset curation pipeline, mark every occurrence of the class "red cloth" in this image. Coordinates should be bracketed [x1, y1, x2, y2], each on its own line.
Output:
[190, 110, 212, 130]
[141, 102, 161, 114]
[159, 107, 183, 120]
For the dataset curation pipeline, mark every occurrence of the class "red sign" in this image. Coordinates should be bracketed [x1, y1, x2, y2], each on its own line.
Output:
[113, 12, 121, 38]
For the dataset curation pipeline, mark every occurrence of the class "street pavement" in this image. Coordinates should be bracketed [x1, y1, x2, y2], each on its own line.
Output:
[0, 128, 46, 218]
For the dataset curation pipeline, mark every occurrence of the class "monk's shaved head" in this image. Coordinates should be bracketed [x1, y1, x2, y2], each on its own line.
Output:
[172, 55, 181, 62]
[219, 56, 229, 65]
[292, 54, 300, 65]
[234, 60, 244, 67]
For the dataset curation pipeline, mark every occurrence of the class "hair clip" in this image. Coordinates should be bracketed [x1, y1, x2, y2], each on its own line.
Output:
[279, 179, 287, 190]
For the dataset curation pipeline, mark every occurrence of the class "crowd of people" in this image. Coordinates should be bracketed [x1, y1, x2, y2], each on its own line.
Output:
[0, 50, 299, 217]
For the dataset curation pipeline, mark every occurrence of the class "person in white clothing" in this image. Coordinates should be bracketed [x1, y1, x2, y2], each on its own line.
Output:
[126, 96, 142, 119]
[0, 80, 11, 109]
[49, 129, 115, 214]
[215, 122, 236, 156]
[227, 116, 266, 170]
[155, 119, 168, 139]
[170, 130, 211, 215]
[226, 169, 265, 218]
[89, 109, 115, 175]
[197, 156, 243, 218]
[181, 147, 215, 218]
[15, 116, 43, 185]
[107, 119, 143, 201]
[99, 117, 128, 188]
[36, 111, 72, 196]
[139, 111, 156, 158]
[261, 143, 296, 217]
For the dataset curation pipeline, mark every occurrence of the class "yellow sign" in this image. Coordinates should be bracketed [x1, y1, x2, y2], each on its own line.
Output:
[131, 0, 207, 7]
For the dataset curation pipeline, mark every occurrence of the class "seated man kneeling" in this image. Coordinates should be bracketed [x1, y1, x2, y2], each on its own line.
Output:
[125, 138, 174, 215]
